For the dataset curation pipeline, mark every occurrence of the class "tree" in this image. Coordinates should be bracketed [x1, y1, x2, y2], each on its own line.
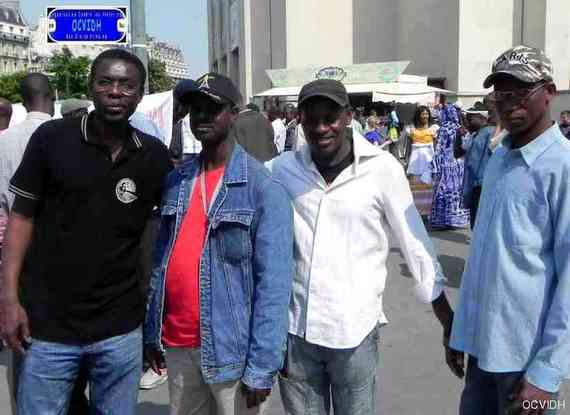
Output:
[148, 58, 174, 94]
[0, 71, 27, 103]
[46, 47, 91, 100]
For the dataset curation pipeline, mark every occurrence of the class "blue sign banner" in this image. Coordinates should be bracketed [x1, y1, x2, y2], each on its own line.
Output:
[47, 7, 128, 44]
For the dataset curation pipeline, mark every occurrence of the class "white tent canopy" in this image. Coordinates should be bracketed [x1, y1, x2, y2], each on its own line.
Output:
[255, 86, 300, 97]
[256, 83, 425, 97]
[372, 83, 450, 104]
[255, 74, 451, 104]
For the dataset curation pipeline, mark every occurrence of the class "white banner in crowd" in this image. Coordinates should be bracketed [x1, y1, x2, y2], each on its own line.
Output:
[7, 90, 175, 146]
[8, 102, 61, 126]
[134, 90, 174, 147]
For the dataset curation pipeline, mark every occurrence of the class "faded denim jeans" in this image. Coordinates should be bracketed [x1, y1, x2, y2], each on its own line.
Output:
[460, 356, 560, 415]
[279, 326, 379, 415]
[17, 326, 142, 415]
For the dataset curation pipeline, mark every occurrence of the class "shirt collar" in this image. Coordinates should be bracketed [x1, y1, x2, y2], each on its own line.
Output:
[503, 123, 562, 167]
[80, 114, 143, 151]
[299, 128, 383, 172]
[352, 129, 383, 165]
[223, 142, 248, 184]
[180, 140, 248, 184]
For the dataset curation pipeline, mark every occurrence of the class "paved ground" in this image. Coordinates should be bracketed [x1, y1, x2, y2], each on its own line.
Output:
[0, 228, 568, 414]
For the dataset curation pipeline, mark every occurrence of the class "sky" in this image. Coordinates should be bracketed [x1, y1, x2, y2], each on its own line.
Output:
[20, 0, 209, 78]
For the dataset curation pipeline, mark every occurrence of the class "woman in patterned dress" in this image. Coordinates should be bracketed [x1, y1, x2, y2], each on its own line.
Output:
[429, 103, 470, 228]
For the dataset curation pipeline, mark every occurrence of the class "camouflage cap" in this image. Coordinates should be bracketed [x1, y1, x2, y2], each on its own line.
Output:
[483, 45, 553, 88]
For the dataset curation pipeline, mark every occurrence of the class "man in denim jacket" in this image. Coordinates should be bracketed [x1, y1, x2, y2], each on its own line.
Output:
[144, 73, 293, 415]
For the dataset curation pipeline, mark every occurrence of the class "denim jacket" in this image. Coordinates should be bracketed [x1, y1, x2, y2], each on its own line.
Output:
[144, 143, 293, 389]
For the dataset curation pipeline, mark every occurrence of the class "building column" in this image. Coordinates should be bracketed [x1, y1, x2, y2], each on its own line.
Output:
[243, 0, 253, 102]
[517, 0, 569, 89]
[544, 0, 570, 90]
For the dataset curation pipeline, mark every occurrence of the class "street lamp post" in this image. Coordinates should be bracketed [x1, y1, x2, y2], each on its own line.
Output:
[130, 0, 149, 94]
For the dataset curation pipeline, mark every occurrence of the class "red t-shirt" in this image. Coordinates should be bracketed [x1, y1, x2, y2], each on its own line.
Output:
[162, 166, 225, 348]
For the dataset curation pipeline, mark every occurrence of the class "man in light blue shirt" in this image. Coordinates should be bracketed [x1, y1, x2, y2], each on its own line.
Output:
[455, 110, 493, 229]
[447, 45, 570, 415]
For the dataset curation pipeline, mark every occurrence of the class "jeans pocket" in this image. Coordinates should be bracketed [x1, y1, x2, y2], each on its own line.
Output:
[374, 323, 381, 344]
[279, 352, 289, 378]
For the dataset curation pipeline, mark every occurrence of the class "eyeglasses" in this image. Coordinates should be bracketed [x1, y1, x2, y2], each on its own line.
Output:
[93, 79, 140, 96]
[488, 82, 546, 107]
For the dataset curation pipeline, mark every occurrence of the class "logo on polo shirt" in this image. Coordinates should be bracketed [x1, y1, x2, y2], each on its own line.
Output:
[116, 178, 137, 204]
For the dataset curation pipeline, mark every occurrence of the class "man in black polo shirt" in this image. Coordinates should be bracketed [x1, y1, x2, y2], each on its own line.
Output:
[0, 48, 171, 415]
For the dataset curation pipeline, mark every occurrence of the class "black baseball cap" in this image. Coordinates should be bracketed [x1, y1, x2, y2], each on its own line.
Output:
[175, 73, 242, 107]
[173, 79, 195, 102]
[298, 79, 349, 109]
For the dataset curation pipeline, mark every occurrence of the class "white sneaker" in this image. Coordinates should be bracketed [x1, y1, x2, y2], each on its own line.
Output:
[139, 367, 168, 390]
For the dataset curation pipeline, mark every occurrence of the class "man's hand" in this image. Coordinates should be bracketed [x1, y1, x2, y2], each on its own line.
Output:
[241, 383, 271, 408]
[440, 309, 464, 380]
[431, 293, 464, 378]
[171, 157, 182, 168]
[143, 345, 163, 375]
[505, 378, 554, 415]
[431, 293, 454, 338]
[0, 299, 30, 355]
[444, 345, 465, 379]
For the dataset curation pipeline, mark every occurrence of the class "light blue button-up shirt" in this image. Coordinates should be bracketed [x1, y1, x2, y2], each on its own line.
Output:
[462, 126, 493, 207]
[450, 123, 570, 393]
[465, 126, 494, 186]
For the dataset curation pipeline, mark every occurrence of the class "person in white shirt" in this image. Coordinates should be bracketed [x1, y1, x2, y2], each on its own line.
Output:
[269, 107, 287, 153]
[0, 74, 54, 223]
[291, 121, 307, 152]
[267, 79, 454, 415]
[348, 106, 364, 136]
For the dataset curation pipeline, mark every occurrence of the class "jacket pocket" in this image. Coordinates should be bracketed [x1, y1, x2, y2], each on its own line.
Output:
[211, 210, 255, 264]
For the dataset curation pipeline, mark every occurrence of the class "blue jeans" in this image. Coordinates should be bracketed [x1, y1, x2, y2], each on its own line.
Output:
[460, 356, 559, 415]
[18, 326, 142, 415]
[279, 326, 379, 415]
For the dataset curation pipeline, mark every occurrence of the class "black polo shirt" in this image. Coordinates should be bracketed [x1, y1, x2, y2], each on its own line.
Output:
[10, 115, 171, 344]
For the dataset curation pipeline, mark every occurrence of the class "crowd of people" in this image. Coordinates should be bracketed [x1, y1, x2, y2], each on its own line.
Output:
[0, 44, 569, 415]
[345, 93, 570, 232]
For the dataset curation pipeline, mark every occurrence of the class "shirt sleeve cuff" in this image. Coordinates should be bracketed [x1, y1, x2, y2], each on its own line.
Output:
[11, 194, 38, 218]
[525, 362, 563, 393]
[413, 265, 446, 304]
[242, 366, 275, 390]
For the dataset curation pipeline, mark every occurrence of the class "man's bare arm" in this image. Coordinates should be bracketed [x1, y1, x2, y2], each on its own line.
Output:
[432, 292, 453, 335]
[0, 212, 34, 354]
[432, 293, 466, 379]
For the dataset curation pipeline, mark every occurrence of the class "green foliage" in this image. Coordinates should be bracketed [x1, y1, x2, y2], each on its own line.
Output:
[46, 47, 91, 100]
[0, 71, 27, 103]
[149, 58, 174, 94]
